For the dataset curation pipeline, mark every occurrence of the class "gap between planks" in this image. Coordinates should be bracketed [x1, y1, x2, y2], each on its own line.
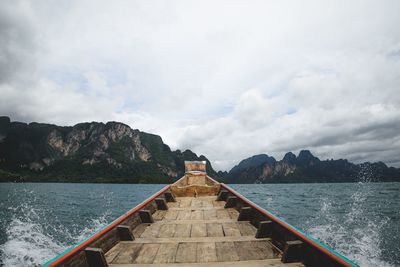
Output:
[152, 219, 245, 224]
[109, 259, 304, 267]
[120, 236, 271, 244]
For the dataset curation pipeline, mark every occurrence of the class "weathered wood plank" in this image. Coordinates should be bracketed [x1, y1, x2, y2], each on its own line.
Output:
[153, 243, 178, 263]
[134, 243, 160, 264]
[192, 198, 203, 207]
[191, 210, 204, 220]
[105, 243, 123, 263]
[216, 209, 230, 219]
[140, 224, 161, 238]
[237, 222, 257, 236]
[167, 201, 179, 208]
[108, 259, 305, 266]
[222, 223, 241, 237]
[174, 224, 192, 237]
[203, 209, 217, 220]
[177, 210, 192, 220]
[170, 207, 224, 211]
[112, 243, 142, 264]
[200, 199, 213, 207]
[132, 224, 148, 238]
[191, 223, 207, 237]
[213, 200, 226, 207]
[158, 224, 176, 238]
[179, 198, 192, 208]
[121, 236, 269, 244]
[175, 242, 197, 263]
[152, 210, 167, 220]
[206, 223, 224, 237]
[234, 241, 277, 261]
[164, 210, 179, 220]
[216, 242, 240, 262]
[196, 242, 217, 263]
[227, 209, 239, 219]
[153, 219, 237, 225]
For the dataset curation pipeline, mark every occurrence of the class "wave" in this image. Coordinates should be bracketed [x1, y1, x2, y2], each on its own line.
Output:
[0, 191, 110, 267]
[305, 182, 393, 267]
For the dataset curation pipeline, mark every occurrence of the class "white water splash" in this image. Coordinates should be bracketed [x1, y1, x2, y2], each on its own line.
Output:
[306, 184, 392, 267]
[0, 201, 110, 267]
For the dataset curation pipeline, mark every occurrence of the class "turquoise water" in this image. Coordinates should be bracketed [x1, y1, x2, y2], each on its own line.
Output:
[0, 182, 399, 266]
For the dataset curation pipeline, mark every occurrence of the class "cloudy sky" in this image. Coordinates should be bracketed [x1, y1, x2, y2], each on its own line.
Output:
[1, 0, 400, 170]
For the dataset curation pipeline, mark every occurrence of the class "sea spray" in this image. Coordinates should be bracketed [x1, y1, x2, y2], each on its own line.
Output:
[232, 183, 399, 266]
[0, 187, 112, 267]
[305, 182, 392, 266]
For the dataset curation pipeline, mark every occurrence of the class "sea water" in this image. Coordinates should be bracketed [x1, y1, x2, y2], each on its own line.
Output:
[0, 182, 399, 267]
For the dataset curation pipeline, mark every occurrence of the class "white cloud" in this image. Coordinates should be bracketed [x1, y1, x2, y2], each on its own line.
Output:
[1, 0, 400, 170]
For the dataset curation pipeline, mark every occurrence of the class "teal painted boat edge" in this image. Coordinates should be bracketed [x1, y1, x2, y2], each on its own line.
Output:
[42, 185, 170, 266]
[222, 183, 359, 267]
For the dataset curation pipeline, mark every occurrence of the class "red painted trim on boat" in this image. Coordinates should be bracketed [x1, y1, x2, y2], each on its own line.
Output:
[47, 185, 170, 267]
[221, 183, 354, 267]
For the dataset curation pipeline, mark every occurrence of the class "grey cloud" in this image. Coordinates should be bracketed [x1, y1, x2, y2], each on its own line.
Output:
[1, 0, 400, 170]
[0, 2, 37, 84]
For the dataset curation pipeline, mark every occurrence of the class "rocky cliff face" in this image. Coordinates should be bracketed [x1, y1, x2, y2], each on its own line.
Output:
[0, 116, 217, 182]
[226, 150, 400, 183]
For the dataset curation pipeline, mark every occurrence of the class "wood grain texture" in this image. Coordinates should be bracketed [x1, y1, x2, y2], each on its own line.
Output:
[206, 223, 224, 237]
[196, 242, 217, 263]
[153, 243, 178, 263]
[216, 242, 240, 262]
[134, 243, 160, 264]
[175, 243, 197, 263]
[112, 243, 142, 264]
[158, 224, 176, 238]
[174, 224, 192, 237]
[191, 223, 207, 237]
[222, 223, 241, 237]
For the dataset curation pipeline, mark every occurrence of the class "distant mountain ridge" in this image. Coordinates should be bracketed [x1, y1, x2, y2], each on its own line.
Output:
[1, 116, 399, 183]
[0, 116, 218, 183]
[220, 150, 400, 183]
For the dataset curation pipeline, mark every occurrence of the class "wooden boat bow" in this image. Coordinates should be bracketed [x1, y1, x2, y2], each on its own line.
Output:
[44, 161, 358, 267]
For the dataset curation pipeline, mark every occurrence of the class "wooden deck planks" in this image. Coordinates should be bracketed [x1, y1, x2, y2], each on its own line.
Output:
[222, 223, 242, 237]
[174, 224, 192, 237]
[153, 243, 178, 263]
[216, 242, 240, 262]
[237, 222, 257, 236]
[216, 209, 231, 219]
[105, 196, 292, 266]
[175, 242, 197, 263]
[141, 224, 161, 238]
[234, 241, 277, 261]
[109, 259, 304, 266]
[197, 242, 217, 263]
[153, 210, 167, 220]
[164, 210, 179, 220]
[203, 209, 217, 219]
[191, 223, 207, 237]
[190, 210, 204, 220]
[158, 224, 176, 238]
[132, 223, 149, 237]
[207, 223, 224, 237]
[177, 210, 192, 220]
[112, 243, 143, 264]
[134, 243, 160, 264]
